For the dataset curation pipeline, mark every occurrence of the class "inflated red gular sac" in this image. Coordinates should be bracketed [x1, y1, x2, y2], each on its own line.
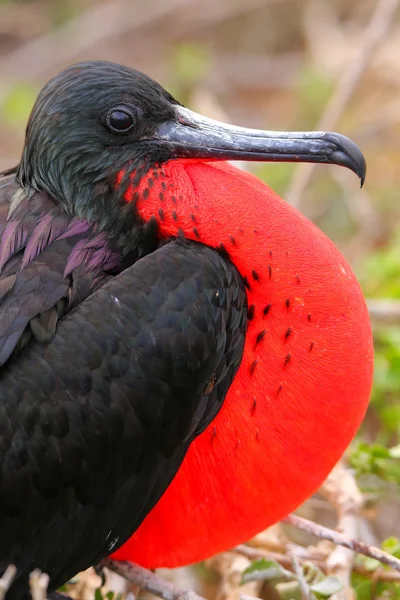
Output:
[114, 145, 373, 567]
[0, 60, 372, 599]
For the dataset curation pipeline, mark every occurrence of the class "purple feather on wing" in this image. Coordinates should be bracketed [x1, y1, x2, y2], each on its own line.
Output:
[64, 231, 119, 277]
[0, 182, 123, 365]
[56, 217, 91, 240]
[0, 220, 28, 272]
[21, 211, 70, 269]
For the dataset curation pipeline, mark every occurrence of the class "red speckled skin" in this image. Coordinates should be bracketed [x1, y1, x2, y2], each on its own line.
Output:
[112, 160, 373, 567]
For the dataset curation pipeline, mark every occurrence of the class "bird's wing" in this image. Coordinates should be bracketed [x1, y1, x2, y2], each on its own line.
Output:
[0, 175, 118, 365]
[0, 239, 247, 598]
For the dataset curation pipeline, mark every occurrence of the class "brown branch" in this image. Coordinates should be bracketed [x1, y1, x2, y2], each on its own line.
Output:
[367, 299, 400, 325]
[371, 569, 400, 583]
[233, 544, 327, 569]
[284, 0, 400, 208]
[233, 544, 400, 582]
[318, 462, 364, 600]
[104, 559, 206, 600]
[283, 514, 400, 573]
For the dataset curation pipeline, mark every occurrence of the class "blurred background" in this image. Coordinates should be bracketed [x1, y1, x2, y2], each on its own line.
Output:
[1, 0, 400, 599]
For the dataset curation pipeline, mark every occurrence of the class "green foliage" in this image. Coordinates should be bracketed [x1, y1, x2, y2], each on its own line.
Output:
[167, 42, 211, 101]
[351, 572, 400, 600]
[360, 231, 400, 299]
[1, 82, 38, 125]
[366, 327, 400, 442]
[293, 66, 334, 128]
[349, 442, 400, 487]
[355, 231, 400, 443]
[172, 42, 210, 83]
[242, 558, 294, 583]
[382, 536, 400, 559]
[351, 572, 373, 600]
[51, 0, 79, 27]
[242, 558, 342, 600]
[309, 576, 343, 598]
[351, 538, 400, 600]
[255, 163, 295, 197]
[94, 588, 122, 600]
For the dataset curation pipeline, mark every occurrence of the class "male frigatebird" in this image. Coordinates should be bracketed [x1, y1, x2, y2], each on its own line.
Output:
[0, 61, 372, 599]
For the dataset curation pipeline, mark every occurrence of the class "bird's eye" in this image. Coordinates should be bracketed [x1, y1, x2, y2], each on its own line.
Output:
[106, 106, 136, 133]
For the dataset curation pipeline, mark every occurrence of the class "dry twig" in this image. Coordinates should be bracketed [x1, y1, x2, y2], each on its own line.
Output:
[283, 514, 400, 573]
[285, 0, 400, 208]
[105, 560, 206, 600]
[233, 545, 400, 582]
[367, 299, 400, 325]
[234, 544, 327, 570]
[317, 463, 363, 600]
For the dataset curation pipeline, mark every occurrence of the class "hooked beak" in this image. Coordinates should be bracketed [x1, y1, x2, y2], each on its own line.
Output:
[153, 106, 366, 186]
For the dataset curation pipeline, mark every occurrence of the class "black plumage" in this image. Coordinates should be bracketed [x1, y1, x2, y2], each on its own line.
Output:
[0, 62, 248, 599]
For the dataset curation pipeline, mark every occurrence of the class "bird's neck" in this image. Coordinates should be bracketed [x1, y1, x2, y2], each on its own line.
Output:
[16, 155, 159, 260]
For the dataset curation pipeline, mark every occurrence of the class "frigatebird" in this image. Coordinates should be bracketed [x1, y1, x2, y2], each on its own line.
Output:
[0, 61, 373, 599]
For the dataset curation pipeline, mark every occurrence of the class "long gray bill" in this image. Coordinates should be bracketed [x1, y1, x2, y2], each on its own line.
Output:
[152, 106, 366, 186]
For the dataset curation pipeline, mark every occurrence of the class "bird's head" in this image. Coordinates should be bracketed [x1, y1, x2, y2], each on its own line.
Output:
[18, 60, 364, 231]
[17, 61, 179, 239]
[16, 61, 373, 567]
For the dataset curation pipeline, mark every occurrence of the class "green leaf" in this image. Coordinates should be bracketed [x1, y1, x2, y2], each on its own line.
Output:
[389, 445, 400, 459]
[351, 572, 373, 600]
[357, 556, 381, 572]
[302, 562, 325, 585]
[241, 558, 292, 583]
[310, 575, 343, 598]
[382, 537, 400, 558]
[349, 442, 400, 486]
[276, 580, 302, 600]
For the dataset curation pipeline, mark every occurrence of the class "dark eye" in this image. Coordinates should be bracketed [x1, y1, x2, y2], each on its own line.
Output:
[106, 106, 136, 133]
